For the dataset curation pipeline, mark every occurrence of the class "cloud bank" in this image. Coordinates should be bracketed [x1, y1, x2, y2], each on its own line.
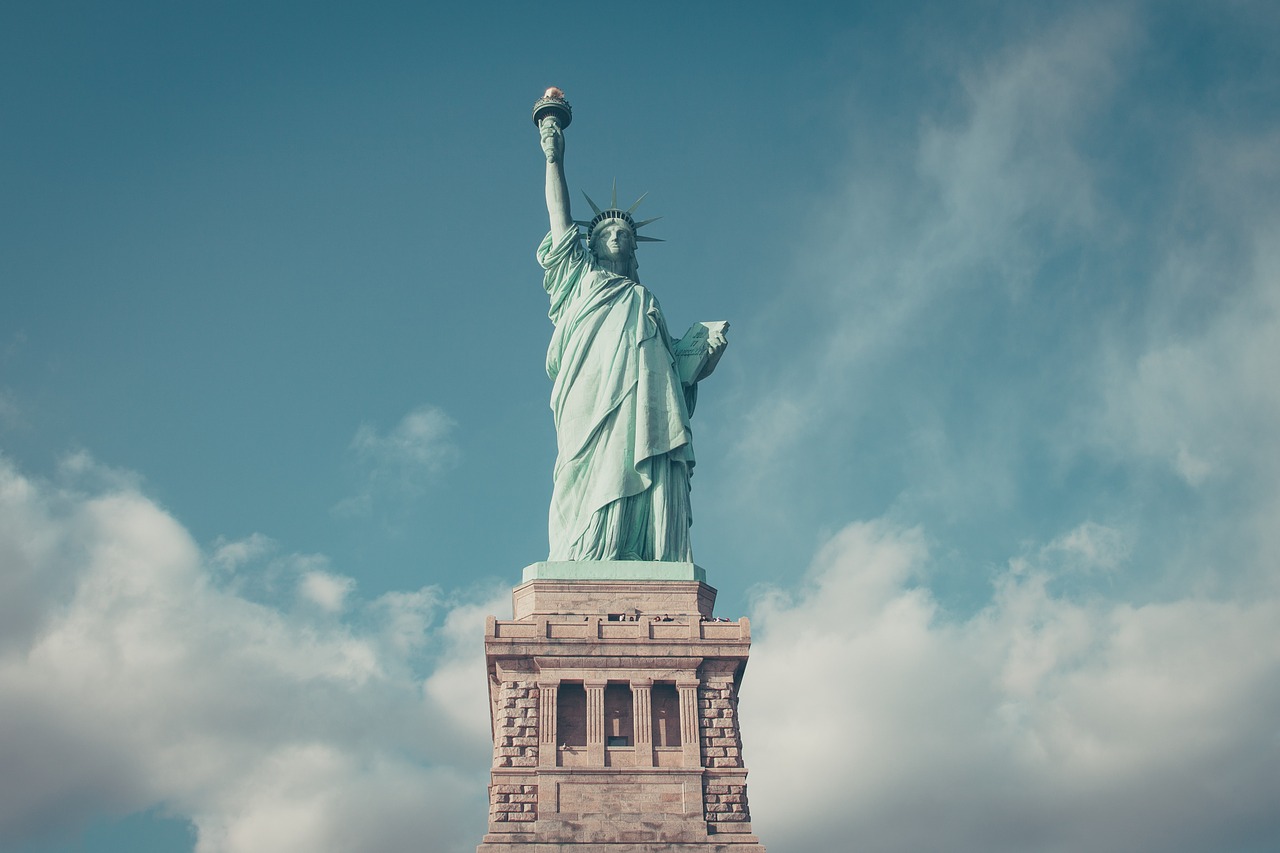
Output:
[0, 455, 494, 853]
[745, 519, 1280, 853]
[5, 451, 1276, 853]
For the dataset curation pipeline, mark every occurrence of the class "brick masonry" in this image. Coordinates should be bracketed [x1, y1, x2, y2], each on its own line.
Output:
[698, 681, 751, 825]
[494, 680, 540, 770]
[698, 683, 744, 770]
[489, 783, 538, 825]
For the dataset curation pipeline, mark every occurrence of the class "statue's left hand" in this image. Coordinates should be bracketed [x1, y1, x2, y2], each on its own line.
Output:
[698, 325, 729, 381]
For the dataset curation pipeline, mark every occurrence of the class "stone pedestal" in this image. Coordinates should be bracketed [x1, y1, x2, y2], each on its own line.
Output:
[477, 563, 766, 852]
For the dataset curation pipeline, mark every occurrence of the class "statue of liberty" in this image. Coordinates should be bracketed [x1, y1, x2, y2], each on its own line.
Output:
[533, 88, 728, 563]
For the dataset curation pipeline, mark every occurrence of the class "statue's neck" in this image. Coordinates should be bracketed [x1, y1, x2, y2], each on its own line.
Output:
[597, 255, 638, 281]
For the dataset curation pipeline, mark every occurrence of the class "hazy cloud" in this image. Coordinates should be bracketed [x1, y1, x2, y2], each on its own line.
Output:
[708, 3, 1280, 599]
[715, 7, 1143, 565]
[1097, 221, 1280, 490]
[366, 588, 442, 657]
[332, 405, 459, 519]
[210, 533, 276, 574]
[1013, 520, 1130, 576]
[351, 406, 459, 472]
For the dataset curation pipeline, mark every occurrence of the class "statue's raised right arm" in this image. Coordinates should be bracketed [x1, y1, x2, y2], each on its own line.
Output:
[540, 115, 573, 242]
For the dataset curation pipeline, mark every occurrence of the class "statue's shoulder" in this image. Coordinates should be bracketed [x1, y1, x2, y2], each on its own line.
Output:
[539, 228, 588, 265]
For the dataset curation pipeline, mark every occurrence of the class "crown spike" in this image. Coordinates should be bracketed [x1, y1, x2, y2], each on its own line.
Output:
[581, 185, 663, 244]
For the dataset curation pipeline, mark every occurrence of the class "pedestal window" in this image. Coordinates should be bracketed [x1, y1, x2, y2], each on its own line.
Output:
[556, 681, 587, 746]
[603, 682, 634, 746]
[650, 682, 682, 747]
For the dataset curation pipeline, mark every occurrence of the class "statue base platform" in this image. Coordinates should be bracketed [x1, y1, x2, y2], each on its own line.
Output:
[522, 560, 707, 582]
[515, 561, 714, 620]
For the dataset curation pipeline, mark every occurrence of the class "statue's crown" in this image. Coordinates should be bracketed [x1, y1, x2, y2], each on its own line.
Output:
[575, 181, 663, 243]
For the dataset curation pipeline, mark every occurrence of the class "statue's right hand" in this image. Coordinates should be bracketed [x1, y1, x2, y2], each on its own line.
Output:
[540, 117, 564, 164]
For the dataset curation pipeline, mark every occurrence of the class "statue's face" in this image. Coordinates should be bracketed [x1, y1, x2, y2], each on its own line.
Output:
[591, 220, 635, 262]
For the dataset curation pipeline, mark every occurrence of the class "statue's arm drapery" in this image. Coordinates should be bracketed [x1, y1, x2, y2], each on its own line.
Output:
[538, 227, 590, 328]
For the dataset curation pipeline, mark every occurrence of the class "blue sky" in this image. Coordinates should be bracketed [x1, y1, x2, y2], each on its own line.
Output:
[3, 2, 1279, 852]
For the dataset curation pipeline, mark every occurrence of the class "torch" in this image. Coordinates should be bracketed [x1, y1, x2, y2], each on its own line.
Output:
[532, 87, 572, 163]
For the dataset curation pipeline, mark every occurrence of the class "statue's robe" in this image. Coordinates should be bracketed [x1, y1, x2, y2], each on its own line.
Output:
[538, 228, 696, 562]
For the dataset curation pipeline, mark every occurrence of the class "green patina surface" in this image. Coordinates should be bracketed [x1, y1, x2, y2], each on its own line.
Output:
[536, 90, 728, 565]
[522, 560, 706, 582]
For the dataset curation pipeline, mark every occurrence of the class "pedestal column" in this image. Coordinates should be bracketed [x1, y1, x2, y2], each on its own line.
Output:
[632, 678, 654, 767]
[585, 680, 606, 766]
[537, 681, 558, 768]
[677, 679, 702, 768]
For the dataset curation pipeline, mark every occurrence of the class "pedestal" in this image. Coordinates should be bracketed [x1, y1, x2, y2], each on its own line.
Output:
[476, 562, 766, 852]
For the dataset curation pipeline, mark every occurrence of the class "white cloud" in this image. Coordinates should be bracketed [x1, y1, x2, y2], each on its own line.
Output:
[422, 587, 510, 743]
[333, 405, 459, 519]
[350, 406, 458, 471]
[298, 570, 357, 613]
[211, 533, 276, 574]
[366, 588, 441, 657]
[1012, 520, 1129, 576]
[745, 518, 1280, 853]
[0, 456, 490, 853]
[189, 748, 473, 853]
